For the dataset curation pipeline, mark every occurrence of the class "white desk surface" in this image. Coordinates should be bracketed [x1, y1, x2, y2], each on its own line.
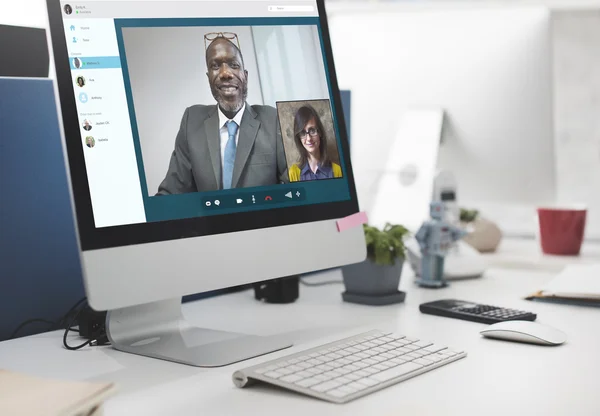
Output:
[1, 239, 599, 415]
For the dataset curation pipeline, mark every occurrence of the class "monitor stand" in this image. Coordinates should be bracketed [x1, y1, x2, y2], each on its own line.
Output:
[105, 298, 293, 367]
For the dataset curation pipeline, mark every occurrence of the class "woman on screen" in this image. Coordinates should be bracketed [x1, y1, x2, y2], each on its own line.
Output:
[289, 105, 342, 182]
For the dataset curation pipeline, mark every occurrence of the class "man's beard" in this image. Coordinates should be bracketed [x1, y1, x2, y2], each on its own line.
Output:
[213, 82, 248, 114]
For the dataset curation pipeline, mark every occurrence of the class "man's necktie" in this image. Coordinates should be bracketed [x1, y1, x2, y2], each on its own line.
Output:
[223, 120, 238, 189]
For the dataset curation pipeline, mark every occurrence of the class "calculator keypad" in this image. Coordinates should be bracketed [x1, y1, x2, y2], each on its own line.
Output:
[455, 305, 529, 320]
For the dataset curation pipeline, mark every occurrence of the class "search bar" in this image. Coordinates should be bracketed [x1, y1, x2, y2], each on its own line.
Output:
[268, 5, 315, 12]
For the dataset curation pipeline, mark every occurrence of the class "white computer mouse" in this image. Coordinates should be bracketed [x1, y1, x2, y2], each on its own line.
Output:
[480, 320, 567, 346]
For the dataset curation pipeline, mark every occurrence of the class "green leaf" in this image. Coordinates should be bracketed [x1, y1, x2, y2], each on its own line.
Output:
[362, 222, 410, 266]
[460, 208, 479, 223]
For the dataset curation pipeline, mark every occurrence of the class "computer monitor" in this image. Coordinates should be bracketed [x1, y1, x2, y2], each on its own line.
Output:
[329, 6, 555, 235]
[45, 0, 364, 367]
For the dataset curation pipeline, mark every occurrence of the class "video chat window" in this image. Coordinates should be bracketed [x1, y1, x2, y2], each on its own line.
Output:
[120, 23, 344, 197]
[277, 99, 343, 183]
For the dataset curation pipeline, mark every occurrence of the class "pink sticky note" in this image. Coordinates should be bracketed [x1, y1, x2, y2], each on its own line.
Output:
[337, 211, 368, 232]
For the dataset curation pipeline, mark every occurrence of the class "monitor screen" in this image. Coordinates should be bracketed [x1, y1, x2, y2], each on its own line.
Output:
[51, 0, 356, 250]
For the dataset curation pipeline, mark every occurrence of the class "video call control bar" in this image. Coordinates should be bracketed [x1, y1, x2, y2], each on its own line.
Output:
[202, 187, 306, 210]
[61, 1, 319, 19]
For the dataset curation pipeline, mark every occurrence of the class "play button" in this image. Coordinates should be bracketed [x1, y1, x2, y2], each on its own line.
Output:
[285, 191, 293, 199]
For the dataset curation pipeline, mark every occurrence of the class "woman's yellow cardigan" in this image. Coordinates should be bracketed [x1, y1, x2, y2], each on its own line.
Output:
[288, 162, 342, 182]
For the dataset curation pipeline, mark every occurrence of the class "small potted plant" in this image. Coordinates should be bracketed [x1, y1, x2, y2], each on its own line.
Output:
[460, 208, 502, 253]
[341, 223, 410, 305]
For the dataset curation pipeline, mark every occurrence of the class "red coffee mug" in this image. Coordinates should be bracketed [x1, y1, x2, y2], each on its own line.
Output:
[537, 206, 587, 255]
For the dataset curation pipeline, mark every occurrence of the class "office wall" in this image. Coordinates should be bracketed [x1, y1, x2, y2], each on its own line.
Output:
[552, 10, 600, 239]
[0, 0, 47, 28]
[328, 3, 600, 239]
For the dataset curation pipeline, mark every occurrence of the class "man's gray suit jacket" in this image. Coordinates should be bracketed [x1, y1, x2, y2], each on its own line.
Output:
[156, 103, 289, 195]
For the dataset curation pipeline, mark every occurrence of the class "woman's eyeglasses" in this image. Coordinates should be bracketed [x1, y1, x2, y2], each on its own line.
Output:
[299, 127, 319, 139]
[204, 32, 240, 50]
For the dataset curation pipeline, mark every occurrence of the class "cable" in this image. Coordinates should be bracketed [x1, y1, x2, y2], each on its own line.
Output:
[57, 297, 87, 329]
[9, 319, 56, 339]
[62, 301, 95, 350]
[9, 297, 88, 340]
[10, 297, 107, 350]
[300, 278, 343, 287]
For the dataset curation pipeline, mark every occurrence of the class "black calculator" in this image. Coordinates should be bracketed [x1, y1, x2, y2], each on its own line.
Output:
[419, 299, 537, 324]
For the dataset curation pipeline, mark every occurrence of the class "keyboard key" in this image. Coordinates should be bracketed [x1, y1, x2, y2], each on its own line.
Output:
[337, 384, 359, 394]
[334, 376, 353, 385]
[264, 371, 283, 379]
[323, 370, 342, 379]
[413, 358, 434, 366]
[368, 362, 423, 383]
[363, 367, 380, 375]
[280, 374, 304, 383]
[336, 367, 352, 375]
[423, 344, 447, 353]
[277, 368, 295, 376]
[305, 367, 323, 375]
[355, 377, 379, 387]
[311, 380, 342, 393]
[314, 364, 333, 372]
[413, 340, 433, 348]
[346, 381, 371, 391]
[295, 377, 321, 388]
[327, 388, 352, 398]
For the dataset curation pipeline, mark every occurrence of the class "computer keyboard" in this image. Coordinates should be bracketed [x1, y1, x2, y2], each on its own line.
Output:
[233, 330, 466, 403]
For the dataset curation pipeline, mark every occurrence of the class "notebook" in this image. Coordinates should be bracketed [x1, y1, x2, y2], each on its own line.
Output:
[526, 264, 600, 306]
[0, 370, 116, 416]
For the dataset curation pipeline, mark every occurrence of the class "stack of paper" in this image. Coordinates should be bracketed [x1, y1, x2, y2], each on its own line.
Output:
[0, 370, 116, 416]
[526, 264, 600, 306]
